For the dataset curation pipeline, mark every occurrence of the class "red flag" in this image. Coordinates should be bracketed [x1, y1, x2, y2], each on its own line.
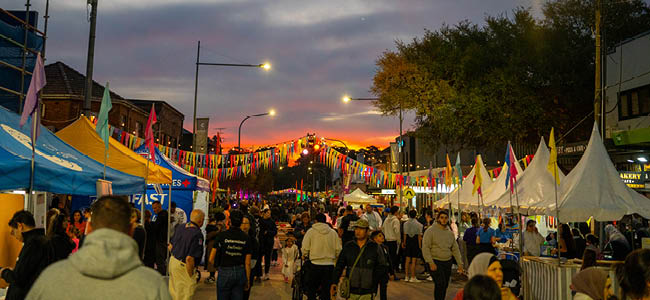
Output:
[145, 104, 157, 163]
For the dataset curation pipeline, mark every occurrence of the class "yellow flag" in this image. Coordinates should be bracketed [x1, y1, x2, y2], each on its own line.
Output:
[445, 154, 453, 187]
[472, 156, 483, 196]
[547, 128, 560, 185]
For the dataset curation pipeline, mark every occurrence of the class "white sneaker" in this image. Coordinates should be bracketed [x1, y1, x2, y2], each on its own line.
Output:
[409, 277, 422, 283]
[426, 275, 433, 281]
[263, 274, 270, 280]
[405, 276, 411, 282]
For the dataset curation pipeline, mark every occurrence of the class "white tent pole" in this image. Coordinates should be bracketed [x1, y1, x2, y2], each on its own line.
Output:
[553, 165, 560, 266]
[167, 183, 171, 277]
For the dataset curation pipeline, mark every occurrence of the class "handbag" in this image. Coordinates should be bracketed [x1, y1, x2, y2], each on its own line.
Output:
[339, 244, 366, 299]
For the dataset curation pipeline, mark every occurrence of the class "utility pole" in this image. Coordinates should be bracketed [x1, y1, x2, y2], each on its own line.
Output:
[594, 0, 602, 129]
[83, 0, 98, 116]
[192, 41, 200, 152]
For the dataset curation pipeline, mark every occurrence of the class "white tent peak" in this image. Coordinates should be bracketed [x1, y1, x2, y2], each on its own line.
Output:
[434, 154, 492, 209]
[556, 123, 650, 221]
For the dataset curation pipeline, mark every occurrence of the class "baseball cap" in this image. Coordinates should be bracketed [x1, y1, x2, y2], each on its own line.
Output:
[355, 219, 370, 229]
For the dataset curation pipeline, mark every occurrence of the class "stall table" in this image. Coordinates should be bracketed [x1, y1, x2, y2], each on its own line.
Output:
[521, 256, 619, 300]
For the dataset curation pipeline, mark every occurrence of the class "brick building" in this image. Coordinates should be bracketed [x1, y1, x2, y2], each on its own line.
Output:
[40, 62, 184, 145]
[129, 99, 184, 148]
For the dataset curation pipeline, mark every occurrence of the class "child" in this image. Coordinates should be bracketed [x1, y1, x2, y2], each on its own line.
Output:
[371, 230, 395, 300]
[70, 228, 81, 254]
[281, 237, 299, 283]
[272, 235, 282, 266]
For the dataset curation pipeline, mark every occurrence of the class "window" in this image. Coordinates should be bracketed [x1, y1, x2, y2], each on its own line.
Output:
[120, 115, 127, 128]
[619, 84, 650, 120]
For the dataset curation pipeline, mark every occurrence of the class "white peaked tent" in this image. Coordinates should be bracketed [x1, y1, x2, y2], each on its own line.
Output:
[493, 137, 565, 214]
[345, 188, 377, 204]
[481, 154, 524, 207]
[434, 155, 493, 210]
[548, 124, 650, 221]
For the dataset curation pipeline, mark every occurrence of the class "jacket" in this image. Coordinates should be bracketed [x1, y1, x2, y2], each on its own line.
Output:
[333, 240, 387, 295]
[301, 222, 342, 265]
[26, 228, 171, 300]
[382, 215, 401, 244]
[1, 228, 52, 300]
[153, 210, 169, 244]
[50, 233, 75, 262]
[259, 217, 277, 247]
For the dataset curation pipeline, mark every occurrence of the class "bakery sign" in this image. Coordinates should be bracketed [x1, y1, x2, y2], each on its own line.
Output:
[619, 171, 645, 189]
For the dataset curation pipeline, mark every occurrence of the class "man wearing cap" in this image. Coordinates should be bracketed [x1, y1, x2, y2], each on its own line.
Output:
[331, 219, 387, 300]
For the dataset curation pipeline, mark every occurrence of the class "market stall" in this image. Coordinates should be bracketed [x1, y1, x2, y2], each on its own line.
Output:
[0, 106, 144, 195]
[344, 188, 377, 208]
[133, 146, 210, 227]
[433, 154, 493, 210]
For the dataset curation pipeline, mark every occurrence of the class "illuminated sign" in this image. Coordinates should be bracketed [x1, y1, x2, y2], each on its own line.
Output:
[619, 171, 645, 189]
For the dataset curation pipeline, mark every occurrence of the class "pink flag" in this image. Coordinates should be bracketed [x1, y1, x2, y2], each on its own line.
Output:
[145, 104, 157, 163]
[508, 144, 519, 193]
[20, 52, 46, 140]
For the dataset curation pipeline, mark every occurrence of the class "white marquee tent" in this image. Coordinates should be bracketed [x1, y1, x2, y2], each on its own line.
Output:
[434, 154, 493, 210]
[548, 124, 650, 221]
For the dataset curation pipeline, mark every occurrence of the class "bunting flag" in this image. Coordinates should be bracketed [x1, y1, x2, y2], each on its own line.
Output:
[472, 156, 483, 196]
[547, 128, 560, 185]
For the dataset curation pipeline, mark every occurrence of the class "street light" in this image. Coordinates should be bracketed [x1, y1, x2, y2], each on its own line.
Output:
[192, 40, 271, 152]
[339, 94, 406, 208]
[238, 110, 276, 151]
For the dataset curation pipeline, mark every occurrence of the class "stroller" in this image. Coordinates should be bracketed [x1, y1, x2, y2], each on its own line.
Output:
[292, 257, 308, 300]
[499, 253, 522, 297]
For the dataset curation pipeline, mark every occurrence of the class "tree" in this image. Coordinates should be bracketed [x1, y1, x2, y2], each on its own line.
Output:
[371, 1, 650, 152]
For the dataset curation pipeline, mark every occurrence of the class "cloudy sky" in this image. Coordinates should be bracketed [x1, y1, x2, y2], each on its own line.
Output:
[3, 0, 544, 149]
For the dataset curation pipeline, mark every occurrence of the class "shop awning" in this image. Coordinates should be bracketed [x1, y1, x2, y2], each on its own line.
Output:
[0, 106, 144, 195]
[56, 117, 172, 184]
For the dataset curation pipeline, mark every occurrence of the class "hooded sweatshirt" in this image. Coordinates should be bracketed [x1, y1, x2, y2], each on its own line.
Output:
[26, 228, 171, 300]
[301, 222, 342, 265]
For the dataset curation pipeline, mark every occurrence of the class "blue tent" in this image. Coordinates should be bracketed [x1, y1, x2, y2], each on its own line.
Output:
[0, 106, 144, 195]
[132, 146, 209, 218]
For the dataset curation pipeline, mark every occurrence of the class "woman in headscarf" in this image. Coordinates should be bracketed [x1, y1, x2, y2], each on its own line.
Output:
[604, 224, 631, 261]
[570, 267, 608, 300]
[453, 253, 518, 300]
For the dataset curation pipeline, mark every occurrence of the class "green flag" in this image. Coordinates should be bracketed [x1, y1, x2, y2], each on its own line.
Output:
[455, 152, 463, 186]
[96, 82, 112, 150]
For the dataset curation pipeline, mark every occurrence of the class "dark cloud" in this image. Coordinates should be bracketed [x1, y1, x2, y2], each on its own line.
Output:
[1, 0, 542, 148]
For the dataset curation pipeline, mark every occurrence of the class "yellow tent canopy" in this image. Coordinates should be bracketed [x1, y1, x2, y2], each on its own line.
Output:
[56, 117, 172, 184]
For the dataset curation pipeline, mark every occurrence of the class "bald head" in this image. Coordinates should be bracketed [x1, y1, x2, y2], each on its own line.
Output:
[190, 209, 205, 227]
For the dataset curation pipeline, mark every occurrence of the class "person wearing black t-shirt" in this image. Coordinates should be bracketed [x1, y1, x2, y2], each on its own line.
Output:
[209, 210, 252, 300]
[337, 206, 359, 245]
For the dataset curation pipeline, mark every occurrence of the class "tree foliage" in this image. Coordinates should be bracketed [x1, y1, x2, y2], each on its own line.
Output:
[371, 1, 650, 152]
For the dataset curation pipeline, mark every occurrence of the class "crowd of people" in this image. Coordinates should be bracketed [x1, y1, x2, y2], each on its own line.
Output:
[2, 195, 650, 300]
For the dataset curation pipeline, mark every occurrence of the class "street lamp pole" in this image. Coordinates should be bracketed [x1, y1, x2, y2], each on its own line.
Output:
[192, 40, 271, 152]
[238, 111, 275, 151]
[341, 95, 404, 207]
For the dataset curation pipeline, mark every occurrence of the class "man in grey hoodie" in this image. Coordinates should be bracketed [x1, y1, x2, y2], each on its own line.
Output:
[301, 213, 342, 300]
[27, 196, 171, 300]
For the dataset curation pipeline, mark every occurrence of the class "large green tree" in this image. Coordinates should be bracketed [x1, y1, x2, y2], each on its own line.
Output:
[371, 1, 650, 152]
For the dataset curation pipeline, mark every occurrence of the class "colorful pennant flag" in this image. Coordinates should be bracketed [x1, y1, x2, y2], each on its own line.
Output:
[19, 52, 46, 141]
[455, 152, 462, 187]
[547, 128, 560, 185]
[472, 156, 483, 196]
[145, 104, 157, 163]
[96, 82, 112, 150]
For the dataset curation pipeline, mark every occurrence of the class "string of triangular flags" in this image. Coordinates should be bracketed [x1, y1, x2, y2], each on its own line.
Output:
[90, 117, 535, 186]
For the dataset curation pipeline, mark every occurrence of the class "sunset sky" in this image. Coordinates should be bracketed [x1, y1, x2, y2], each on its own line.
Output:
[3, 0, 544, 150]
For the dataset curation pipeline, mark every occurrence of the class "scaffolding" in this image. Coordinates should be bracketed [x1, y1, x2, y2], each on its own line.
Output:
[0, 1, 47, 113]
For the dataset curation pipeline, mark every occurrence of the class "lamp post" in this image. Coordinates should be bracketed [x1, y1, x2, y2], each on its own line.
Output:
[341, 95, 404, 208]
[238, 110, 275, 151]
[192, 40, 271, 152]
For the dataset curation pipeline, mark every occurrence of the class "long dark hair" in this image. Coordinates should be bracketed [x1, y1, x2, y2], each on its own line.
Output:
[47, 214, 68, 238]
[71, 210, 83, 225]
[581, 249, 597, 271]
[560, 224, 577, 255]
[482, 218, 491, 232]
[616, 249, 650, 300]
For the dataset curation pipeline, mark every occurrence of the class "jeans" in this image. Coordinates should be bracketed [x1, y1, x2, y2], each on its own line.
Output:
[306, 263, 334, 300]
[217, 266, 247, 300]
[378, 279, 387, 300]
[385, 241, 398, 273]
[430, 259, 453, 300]
[155, 243, 167, 276]
[263, 246, 273, 274]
